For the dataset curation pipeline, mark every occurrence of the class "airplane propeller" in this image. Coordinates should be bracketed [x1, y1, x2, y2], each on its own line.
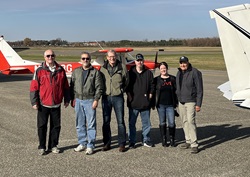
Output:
[155, 51, 158, 66]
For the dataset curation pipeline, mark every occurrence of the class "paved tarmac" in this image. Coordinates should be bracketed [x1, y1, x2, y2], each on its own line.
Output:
[0, 69, 249, 177]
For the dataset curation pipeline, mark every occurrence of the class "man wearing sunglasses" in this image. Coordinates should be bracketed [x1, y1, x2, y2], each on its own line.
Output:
[100, 50, 129, 152]
[70, 52, 103, 155]
[30, 49, 70, 155]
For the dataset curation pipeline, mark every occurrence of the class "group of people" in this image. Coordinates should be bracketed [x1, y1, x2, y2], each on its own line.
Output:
[30, 49, 203, 156]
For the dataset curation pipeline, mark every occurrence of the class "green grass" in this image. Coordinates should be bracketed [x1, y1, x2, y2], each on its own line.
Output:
[157, 53, 225, 70]
[18, 47, 226, 70]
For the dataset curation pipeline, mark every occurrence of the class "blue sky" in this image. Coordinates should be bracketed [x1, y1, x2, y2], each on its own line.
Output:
[0, 0, 248, 42]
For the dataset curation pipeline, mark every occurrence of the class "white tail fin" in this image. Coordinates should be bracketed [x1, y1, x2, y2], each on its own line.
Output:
[210, 4, 250, 108]
[0, 36, 38, 66]
[210, 4, 250, 94]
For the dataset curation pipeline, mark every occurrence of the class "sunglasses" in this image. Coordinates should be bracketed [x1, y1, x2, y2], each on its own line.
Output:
[46, 54, 55, 58]
[81, 57, 90, 61]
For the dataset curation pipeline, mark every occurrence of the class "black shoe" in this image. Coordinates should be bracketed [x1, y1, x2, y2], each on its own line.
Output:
[102, 145, 111, 151]
[191, 147, 199, 154]
[119, 146, 126, 152]
[162, 137, 167, 147]
[170, 137, 175, 147]
[129, 143, 136, 149]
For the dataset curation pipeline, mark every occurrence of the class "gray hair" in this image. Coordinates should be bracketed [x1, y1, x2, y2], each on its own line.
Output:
[106, 49, 116, 56]
[81, 51, 91, 59]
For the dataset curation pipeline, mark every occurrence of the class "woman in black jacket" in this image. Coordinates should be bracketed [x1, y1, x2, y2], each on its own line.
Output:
[154, 62, 178, 147]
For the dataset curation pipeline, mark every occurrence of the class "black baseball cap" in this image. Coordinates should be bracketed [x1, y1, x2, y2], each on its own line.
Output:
[136, 53, 144, 60]
[179, 56, 189, 63]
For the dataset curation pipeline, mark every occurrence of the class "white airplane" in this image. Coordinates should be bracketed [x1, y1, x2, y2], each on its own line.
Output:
[210, 4, 250, 109]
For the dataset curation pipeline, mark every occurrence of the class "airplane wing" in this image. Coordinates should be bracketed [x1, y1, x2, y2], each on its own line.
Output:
[218, 81, 233, 100]
[91, 48, 134, 66]
[240, 98, 250, 108]
[218, 81, 250, 108]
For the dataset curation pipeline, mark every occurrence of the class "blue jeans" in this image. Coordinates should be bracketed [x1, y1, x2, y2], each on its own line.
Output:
[75, 98, 96, 149]
[102, 95, 126, 146]
[157, 104, 175, 127]
[129, 108, 151, 144]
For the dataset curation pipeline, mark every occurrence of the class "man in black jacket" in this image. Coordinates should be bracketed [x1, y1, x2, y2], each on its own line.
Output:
[126, 53, 155, 149]
[176, 56, 203, 154]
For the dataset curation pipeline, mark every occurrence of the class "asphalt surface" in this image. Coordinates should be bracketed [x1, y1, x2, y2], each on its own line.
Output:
[0, 69, 249, 177]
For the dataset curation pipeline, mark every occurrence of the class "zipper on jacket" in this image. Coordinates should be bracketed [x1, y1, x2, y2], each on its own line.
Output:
[110, 77, 112, 95]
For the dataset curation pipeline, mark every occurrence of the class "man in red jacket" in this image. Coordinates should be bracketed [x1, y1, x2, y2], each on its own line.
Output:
[30, 49, 70, 155]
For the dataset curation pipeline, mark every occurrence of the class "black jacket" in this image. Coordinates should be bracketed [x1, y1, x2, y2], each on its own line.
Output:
[154, 74, 178, 108]
[126, 66, 154, 109]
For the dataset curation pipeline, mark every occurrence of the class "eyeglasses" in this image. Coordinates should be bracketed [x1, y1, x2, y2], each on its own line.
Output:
[46, 54, 55, 58]
[136, 59, 143, 62]
[81, 57, 90, 61]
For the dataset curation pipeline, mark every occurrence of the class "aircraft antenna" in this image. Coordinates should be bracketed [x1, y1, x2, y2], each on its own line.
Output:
[95, 40, 104, 50]
[127, 52, 135, 60]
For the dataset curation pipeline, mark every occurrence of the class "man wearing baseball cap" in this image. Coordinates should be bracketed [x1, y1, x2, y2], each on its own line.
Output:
[135, 53, 144, 60]
[179, 56, 189, 63]
[176, 56, 203, 154]
[126, 53, 155, 148]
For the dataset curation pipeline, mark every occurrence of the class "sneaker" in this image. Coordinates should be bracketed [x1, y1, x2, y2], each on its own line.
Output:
[143, 141, 154, 147]
[129, 143, 136, 149]
[38, 149, 46, 156]
[191, 147, 199, 154]
[74, 144, 86, 152]
[85, 148, 94, 155]
[179, 143, 191, 149]
[51, 146, 60, 154]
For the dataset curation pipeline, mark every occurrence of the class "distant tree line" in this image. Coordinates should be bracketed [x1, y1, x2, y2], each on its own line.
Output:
[105, 37, 220, 47]
[9, 38, 69, 47]
[8, 37, 221, 47]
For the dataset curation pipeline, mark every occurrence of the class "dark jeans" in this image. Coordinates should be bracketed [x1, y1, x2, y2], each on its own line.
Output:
[102, 95, 126, 146]
[37, 105, 61, 149]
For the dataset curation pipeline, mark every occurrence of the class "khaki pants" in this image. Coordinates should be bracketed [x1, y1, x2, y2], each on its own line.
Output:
[178, 102, 198, 147]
